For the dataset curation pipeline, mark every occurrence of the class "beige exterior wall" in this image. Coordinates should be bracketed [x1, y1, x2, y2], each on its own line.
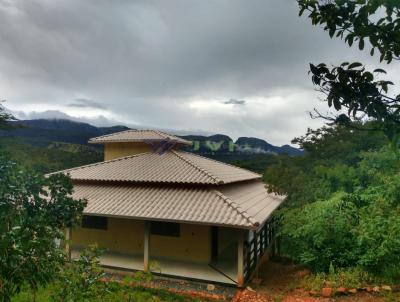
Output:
[71, 218, 212, 264]
[72, 218, 145, 254]
[150, 223, 211, 263]
[104, 142, 152, 160]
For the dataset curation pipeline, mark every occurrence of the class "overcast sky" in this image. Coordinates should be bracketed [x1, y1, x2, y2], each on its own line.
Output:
[0, 0, 398, 145]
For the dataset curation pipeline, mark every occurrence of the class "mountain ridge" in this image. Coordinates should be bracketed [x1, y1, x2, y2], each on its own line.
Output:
[1, 119, 303, 156]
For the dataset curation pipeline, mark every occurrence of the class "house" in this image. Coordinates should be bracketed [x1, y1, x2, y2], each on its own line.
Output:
[55, 130, 285, 287]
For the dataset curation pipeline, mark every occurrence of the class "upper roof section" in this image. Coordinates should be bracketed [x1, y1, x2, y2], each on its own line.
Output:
[53, 150, 261, 185]
[89, 129, 192, 146]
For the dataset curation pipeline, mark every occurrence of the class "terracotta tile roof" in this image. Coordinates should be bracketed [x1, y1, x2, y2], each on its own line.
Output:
[71, 180, 284, 229]
[54, 150, 261, 185]
[89, 129, 192, 145]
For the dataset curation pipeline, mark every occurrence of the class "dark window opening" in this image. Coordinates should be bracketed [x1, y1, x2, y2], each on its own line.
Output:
[151, 221, 180, 237]
[82, 215, 108, 230]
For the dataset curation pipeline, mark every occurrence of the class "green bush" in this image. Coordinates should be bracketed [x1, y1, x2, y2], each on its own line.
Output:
[280, 193, 359, 271]
[52, 245, 109, 302]
[275, 144, 400, 281]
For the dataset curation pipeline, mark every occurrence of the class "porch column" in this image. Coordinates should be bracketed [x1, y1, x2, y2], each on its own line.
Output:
[237, 229, 245, 287]
[253, 230, 258, 267]
[144, 221, 150, 272]
[65, 227, 71, 259]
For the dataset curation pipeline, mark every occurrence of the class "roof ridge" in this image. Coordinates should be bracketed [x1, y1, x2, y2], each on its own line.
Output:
[212, 189, 259, 228]
[89, 129, 137, 141]
[153, 129, 173, 140]
[48, 151, 152, 176]
[171, 150, 223, 185]
[176, 151, 262, 177]
[89, 129, 192, 145]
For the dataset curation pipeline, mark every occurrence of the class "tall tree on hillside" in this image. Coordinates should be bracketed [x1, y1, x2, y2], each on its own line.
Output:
[0, 101, 16, 130]
[298, 0, 400, 146]
[0, 104, 87, 301]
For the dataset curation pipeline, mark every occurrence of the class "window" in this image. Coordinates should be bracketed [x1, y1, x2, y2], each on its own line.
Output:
[82, 215, 108, 230]
[151, 221, 180, 237]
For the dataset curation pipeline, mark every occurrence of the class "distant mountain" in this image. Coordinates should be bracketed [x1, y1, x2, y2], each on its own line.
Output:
[180, 134, 302, 156]
[0, 118, 302, 159]
[0, 119, 129, 147]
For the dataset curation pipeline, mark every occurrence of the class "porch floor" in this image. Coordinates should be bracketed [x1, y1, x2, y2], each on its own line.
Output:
[71, 249, 237, 285]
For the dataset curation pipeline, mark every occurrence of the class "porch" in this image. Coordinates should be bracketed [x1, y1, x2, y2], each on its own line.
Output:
[71, 249, 237, 285]
[67, 216, 277, 287]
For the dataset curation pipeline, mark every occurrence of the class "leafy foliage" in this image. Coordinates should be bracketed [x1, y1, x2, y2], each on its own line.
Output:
[265, 123, 387, 206]
[281, 193, 360, 271]
[52, 246, 109, 302]
[309, 62, 400, 145]
[298, 0, 400, 63]
[298, 0, 400, 146]
[0, 103, 16, 130]
[301, 267, 375, 291]
[0, 156, 86, 302]
[267, 125, 400, 280]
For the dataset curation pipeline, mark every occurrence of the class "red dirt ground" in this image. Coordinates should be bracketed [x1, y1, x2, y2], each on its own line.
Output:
[232, 260, 389, 302]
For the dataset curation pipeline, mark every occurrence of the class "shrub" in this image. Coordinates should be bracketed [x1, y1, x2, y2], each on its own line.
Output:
[52, 245, 109, 302]
[280, 193, 360, 271]
[278, 147, 400, 282]
[301, 267, 375, 291]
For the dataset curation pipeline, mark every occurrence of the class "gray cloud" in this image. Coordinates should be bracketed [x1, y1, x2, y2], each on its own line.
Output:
[67, 98, 106, 110]
[0, 0, 398, 145]
[224, 99, 246, 105]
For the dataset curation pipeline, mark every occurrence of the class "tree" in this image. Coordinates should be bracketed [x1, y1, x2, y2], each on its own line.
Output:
[298, 0, 400, 146]
[264, 123, 387, 207]
[0, 102, 16, 130]
[0, 156, 86, 302]
[278, 145, 400, 276]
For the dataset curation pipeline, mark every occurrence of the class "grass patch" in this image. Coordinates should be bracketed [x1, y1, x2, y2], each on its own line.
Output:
[300, 267, 395, 291]
[12, 283, 207, 302]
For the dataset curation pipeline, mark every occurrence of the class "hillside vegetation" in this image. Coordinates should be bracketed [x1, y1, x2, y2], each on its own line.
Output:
[265, 124, 400, 282]
[0, 138, 102, 173]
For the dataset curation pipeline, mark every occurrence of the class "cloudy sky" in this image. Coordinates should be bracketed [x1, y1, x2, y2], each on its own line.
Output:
[0, 0, 398, 145]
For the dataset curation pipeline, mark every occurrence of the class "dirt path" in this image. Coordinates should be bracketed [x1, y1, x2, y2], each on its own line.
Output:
[233, 259, 387, 302]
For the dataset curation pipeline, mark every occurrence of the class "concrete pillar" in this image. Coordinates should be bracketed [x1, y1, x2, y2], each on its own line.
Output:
[65, 227, 71, 259]
[144, 221, 150, 272]
[237, 229, 245, 287]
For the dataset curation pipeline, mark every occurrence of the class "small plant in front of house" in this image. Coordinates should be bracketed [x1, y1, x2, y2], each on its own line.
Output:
[51, 245, 109, 302]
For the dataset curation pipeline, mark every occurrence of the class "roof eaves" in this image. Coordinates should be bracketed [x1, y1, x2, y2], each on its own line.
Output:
[212, 189, 259, 228]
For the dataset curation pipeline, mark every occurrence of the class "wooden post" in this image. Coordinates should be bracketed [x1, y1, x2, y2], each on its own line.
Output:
[237, 229, 245, 287]
[65, 227, 71, 259]
[144, 221, 150, 272]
